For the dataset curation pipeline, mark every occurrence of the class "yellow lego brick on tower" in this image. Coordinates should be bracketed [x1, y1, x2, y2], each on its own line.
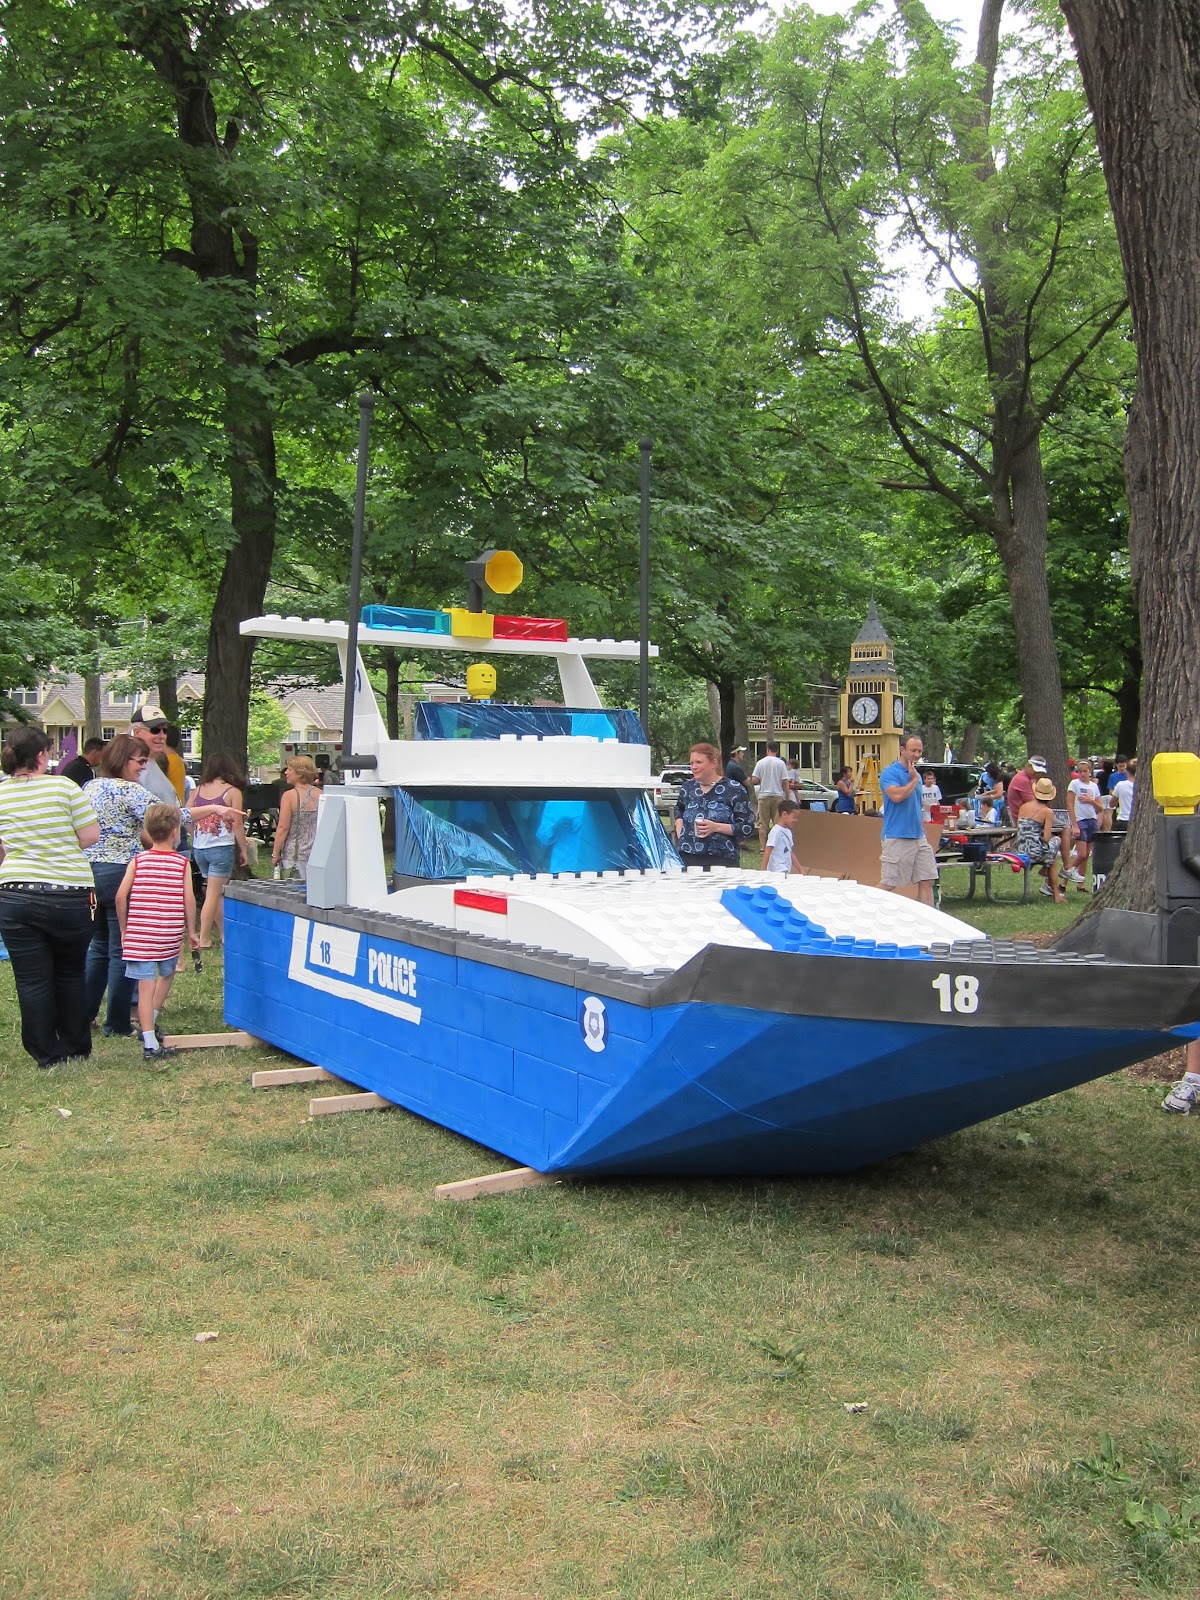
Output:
[446, 607, 494, 639]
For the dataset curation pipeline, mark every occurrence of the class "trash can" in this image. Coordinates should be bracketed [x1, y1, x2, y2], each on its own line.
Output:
[1091, 826, 1124, 891]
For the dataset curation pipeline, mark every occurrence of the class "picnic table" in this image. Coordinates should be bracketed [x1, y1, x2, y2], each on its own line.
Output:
[936, 825, 1033, 903]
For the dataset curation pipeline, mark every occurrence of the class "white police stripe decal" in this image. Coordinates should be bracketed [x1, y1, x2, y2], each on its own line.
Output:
[288, 917, 422, 1025]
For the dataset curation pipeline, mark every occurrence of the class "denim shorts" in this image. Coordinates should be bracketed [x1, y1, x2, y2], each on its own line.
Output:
[126, 957, 180, 980]
[193, 843, 235, 879]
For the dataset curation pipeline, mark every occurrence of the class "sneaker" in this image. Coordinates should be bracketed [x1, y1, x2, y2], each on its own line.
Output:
[1162, 1078, 1200, 1114]
[1039, 881, 1053, 897]
[1066, 867, 1087, 886]
[144, 1043, 178, 1063]
[154, 1022, 165, 1045]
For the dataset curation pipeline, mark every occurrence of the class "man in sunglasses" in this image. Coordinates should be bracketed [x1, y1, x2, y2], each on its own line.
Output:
[130, 705, 179, 804]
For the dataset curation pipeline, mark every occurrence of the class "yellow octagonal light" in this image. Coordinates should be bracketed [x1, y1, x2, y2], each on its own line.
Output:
[481, 548, 523, 594]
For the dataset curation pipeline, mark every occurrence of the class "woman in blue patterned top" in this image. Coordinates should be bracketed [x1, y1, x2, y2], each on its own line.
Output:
[673, 743, 755, 867]
[84, 736, 238, 1035]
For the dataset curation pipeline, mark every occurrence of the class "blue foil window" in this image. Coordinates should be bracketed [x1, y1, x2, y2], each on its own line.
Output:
[393, 788, 680, 879]
[414, 703, 647, 745]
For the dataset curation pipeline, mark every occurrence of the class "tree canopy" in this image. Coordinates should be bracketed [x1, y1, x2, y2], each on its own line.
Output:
[1, 0, 1146, 790]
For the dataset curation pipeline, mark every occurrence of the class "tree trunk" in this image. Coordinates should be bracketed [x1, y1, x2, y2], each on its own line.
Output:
[157, 672, 179, 723]
[1113, 645, 1141, 757]
[129, 10, 277, 769]
[1059, 0, 1200, 915]
[733, 680, 748, 750]
[821, 689, 837, 782]
[83, 672, 102, 741]
[711, 673, 738, 764]
[706, 679, 721, 742]
[958, 722, 981, 764]
[993, 431, 1072, 788]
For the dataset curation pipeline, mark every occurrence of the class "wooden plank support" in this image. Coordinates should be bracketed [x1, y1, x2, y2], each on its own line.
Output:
[309, 1091, 392, 1116]
[435, 1166, 559, 1203]
[162, 1031, 259, 1050]
[251, 1065, 333, 1089]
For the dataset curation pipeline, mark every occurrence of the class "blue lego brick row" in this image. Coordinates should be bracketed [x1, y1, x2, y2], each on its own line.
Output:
[514, 1049, 578, 1122]
[456, 1034, 515, 1093]
[406, 1018, 459, 1070]
[577, 1074, 615, 1119]
[482, 996, 545, 1056]
[478, 1082, 547, 1156]
[605, 1002, 655, 1044]
[451, 985, 485, 1038]
[456, 956, 580, 1018]
[720, 884, 932, 960]
[227, 904, 560, 1168]
[544, 1110, 577, 1160]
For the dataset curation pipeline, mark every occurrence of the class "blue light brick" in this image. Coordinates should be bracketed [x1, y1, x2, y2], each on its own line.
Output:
[361, 604, 450, 634]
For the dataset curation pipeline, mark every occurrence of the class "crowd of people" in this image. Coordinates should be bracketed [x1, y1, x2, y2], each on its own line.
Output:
[0, 710, 324, 1074]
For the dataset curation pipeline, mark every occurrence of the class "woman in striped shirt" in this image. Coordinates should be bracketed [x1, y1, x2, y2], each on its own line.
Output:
[0, 727, 100, 1069]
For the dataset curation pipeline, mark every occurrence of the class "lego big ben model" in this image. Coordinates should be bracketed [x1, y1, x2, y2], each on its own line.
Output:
[840, 601, 905, 811]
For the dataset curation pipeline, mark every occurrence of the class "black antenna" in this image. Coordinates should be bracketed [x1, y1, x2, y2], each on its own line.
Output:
[337, 393, 379, 775]
[639, 437, 652, 736]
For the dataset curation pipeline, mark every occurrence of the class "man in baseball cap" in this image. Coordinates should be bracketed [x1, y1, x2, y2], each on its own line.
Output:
[131, 704, 178, 802]
[725, 744, 748, 785]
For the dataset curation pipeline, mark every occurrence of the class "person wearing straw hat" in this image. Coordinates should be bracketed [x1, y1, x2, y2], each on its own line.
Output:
[1015, 775, 1065, 902]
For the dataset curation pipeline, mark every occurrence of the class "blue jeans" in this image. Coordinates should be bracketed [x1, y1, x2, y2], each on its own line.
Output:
[85, 861, 135, 1035]
[0, 885, 95, 1067]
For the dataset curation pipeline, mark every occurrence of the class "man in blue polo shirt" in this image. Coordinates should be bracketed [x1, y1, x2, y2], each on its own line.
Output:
[880, 734, 938, 906]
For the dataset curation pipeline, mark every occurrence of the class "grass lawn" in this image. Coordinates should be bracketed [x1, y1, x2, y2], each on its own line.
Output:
[2, 893, 1199, 1599]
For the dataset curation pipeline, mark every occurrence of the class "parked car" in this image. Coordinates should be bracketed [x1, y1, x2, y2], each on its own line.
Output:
[243, 779, 282, 841]
[915, 762, 981, 805]
[792, 778, 839, 810]
[653, 764, 692, 814]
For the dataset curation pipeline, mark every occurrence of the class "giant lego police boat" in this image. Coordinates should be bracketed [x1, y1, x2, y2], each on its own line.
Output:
[223, 554, 1200, 1177]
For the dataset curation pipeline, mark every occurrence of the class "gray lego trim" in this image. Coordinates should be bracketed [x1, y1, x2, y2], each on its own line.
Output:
[653, 943, 1200, 1029]
[1055, 909, 1161, 964]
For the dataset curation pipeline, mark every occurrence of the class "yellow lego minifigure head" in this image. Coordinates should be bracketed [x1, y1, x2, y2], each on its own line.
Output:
[1152, 752, 1200, 814]
[466, 663, 497, 701]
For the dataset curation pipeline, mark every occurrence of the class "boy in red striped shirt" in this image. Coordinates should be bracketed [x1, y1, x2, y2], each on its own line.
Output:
[116, 803, 200, 1061]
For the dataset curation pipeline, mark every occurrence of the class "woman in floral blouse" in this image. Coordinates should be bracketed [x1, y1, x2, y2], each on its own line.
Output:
[673, 743, 755, 867]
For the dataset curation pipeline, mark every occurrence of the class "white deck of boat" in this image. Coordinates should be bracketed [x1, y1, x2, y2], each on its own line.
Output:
[382, 868, 984, 974]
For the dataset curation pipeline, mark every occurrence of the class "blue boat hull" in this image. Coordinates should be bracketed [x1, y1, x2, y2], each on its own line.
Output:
[224, 884, 1200, 1176]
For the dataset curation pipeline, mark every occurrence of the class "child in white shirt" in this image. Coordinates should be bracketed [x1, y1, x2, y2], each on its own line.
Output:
[762, 800, 801, 874]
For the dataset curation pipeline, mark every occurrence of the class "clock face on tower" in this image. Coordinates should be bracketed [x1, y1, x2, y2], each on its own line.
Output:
[850, 694, 880, 727]
[893, 694, 905, 726]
